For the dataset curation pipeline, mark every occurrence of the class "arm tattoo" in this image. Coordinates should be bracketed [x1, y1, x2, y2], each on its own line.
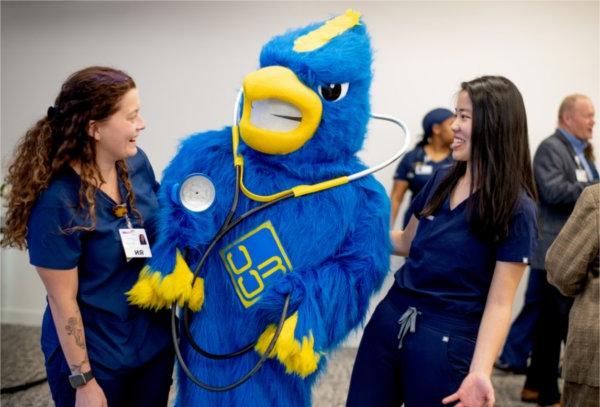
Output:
[70, 358, 89, 374]
[65, 317, 85, 349]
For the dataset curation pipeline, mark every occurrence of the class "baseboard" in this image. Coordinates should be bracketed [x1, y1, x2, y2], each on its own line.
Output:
[1, 308, 43, 326]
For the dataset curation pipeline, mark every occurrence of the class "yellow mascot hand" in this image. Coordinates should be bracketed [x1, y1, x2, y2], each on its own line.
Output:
[255, 312, 321, 378]
[127, 249, 205, 311]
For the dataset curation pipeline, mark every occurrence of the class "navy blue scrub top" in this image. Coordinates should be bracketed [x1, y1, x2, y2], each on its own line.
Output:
[394, 146, 453, 226]
[27, 149, 171, 379]
[394, 169, 537, 321]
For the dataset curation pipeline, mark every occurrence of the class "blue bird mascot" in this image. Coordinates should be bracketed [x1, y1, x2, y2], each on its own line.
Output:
[128, 10, 391, 406]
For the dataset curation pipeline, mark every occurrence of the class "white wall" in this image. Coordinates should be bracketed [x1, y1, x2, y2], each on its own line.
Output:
[2, 1, 598, 347]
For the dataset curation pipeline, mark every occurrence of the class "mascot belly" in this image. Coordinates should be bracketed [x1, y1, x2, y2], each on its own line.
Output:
[128, 10, 391, 406]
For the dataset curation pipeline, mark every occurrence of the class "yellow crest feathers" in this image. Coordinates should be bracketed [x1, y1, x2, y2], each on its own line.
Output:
[293, 9, 361, 53]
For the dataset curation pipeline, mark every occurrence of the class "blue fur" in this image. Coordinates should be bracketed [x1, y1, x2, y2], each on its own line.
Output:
[146, 13, 390, 406]
[251, 18, 373, 163]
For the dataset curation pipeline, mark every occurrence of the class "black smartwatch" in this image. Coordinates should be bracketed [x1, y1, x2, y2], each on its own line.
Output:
[68, 370, 94, 388]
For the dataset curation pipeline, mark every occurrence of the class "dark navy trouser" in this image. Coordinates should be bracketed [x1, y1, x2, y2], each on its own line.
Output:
[45, 345, 175, 407]
[525, 269, 572, 405]
[347, 288, 478, 407]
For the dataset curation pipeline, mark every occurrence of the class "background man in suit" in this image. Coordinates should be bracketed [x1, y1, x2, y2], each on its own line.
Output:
[520, 94, 598, 406]
[546, 184, 599, 407]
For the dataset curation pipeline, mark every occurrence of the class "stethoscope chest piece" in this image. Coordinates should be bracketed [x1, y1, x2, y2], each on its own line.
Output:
[175, 174, 216, 212]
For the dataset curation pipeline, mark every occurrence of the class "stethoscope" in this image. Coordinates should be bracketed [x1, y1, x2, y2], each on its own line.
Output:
[170, 89, 411, 392]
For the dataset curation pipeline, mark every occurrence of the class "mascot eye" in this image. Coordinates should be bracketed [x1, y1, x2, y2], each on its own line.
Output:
[318, 83, 349, 102]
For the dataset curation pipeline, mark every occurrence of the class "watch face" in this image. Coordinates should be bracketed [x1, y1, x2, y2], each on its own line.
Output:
[69, 374, 85, 388]
[69, 371, 92, 388]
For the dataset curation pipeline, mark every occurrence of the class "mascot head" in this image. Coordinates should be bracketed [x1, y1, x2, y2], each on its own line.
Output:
[238, 10, 373, 163]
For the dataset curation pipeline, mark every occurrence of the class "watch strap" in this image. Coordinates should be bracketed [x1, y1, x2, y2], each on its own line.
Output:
[68, 370, 94, 388]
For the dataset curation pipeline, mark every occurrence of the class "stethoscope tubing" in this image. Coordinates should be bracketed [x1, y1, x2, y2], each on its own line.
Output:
[181, 179, 293, 360]
[233, 90, 412, 183]
[172, 294, 290, 392]
[349, 114, 411, 181]
[172, 89, 412, 392]
[172, 165, 294, 391]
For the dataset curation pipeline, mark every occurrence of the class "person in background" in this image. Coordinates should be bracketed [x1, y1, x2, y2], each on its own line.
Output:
[1, 67, 173, 407]
[522, 94, 598, 406]
[546, 184, 599, 407]
[390, 108, 454, 227]
[347, 76, 538, 407]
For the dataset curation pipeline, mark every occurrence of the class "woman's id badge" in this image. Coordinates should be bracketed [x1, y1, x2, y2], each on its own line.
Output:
[119, 228, 152, 259]
[415, 163, 433, 175]
[575, 169, 589, 183]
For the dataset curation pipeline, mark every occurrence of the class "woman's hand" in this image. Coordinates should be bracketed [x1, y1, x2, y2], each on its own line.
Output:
[75, 379, 108, 407]
[442, 371, 495, 407]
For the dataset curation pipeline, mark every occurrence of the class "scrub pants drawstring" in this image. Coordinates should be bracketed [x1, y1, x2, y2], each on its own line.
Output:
[397, 306, 419, 349]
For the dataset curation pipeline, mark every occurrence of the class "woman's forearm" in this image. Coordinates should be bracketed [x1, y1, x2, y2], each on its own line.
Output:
[469, 300, 513, 376]
[47, 295, 91, 374]
[390, 180, 409, 227]
[390, 200, 400, 226]
[391, 215, 419, 256]
[390, 229, 406, 256]
[470, 261, 525, 376]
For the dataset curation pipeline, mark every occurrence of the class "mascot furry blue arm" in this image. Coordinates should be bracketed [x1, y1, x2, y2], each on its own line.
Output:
[128, 10, 391, 406]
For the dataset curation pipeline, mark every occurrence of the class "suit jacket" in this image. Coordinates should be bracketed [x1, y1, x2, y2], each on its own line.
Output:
[546, 184, 599, 387]
[531, 130, 598, 269]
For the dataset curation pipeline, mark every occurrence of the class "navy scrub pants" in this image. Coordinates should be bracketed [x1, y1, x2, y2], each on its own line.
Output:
[524, 269, 572, 405]
[347, 288, 478, 407]
[45, 346, 175, 407]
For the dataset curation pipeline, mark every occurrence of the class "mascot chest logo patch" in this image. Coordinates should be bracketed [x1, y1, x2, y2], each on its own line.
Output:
[220, 221, 292, 308]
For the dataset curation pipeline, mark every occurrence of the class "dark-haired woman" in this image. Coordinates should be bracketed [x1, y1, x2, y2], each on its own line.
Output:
[1, 67, 173, 406]
[347, 76, 538, 406]
[390, 108, 454, 227]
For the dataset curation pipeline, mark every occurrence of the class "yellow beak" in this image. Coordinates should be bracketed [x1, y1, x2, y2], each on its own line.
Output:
[239, 66, 322, 155]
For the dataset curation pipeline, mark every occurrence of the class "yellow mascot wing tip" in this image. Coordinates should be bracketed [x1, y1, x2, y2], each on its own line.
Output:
[255, 313, 320, 377]
[127, 250, 205, 311]
[127, 269, 159, 309]
[187, 277, 205, 312]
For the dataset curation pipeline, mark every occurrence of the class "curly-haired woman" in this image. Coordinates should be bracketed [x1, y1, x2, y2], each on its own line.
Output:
[2, 67, 173, 407]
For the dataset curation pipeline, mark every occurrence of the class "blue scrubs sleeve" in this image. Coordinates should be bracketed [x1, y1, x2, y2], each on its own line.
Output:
[394, 150, 415, 180]
[407, 168, 444, 219]
[496, 197, 538, 264]
[27, 204, 82, 270]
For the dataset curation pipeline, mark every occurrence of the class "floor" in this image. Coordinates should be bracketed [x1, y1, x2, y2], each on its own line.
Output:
[1, 324, 533, 406]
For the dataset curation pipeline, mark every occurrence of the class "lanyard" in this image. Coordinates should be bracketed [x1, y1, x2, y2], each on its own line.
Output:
[113, 203, 133, 228]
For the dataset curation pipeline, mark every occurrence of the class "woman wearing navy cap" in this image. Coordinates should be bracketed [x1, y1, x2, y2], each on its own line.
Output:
[348, 76, 538, 406]
[390, 108, 454, 227]
[1, 67, 173, 406]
